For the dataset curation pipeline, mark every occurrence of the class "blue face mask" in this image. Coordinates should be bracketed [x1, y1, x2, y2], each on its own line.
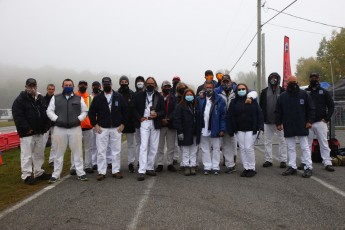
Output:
[237, 90, 247, 97]
[63, 86, 74, 94]
[185, 95, 194, 102]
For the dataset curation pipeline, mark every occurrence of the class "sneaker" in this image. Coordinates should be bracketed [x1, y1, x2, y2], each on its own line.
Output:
[24, 176, 36, 185]
[190, 167, 196, 175]
[280, 162, 287, 168]
[167, 165, 177, 172]
[297, 163, 305, 170]
[92, 165, 98, 170]
[263, 161, 273, 167]
[184, 167, 191, 176]
[204, 170, 209, 175]
[70, 169, 76, 175]
[137, 173, 145, 181]
[107, 163, 112, 170]
[36, 173, 52, 180]
[173, 159, 178, 165]
[302, 168, 312, 178]
[145, 170, 157, 176]
[48, 177, 57, 184]
[112, 172, 123, 179]
[282, 167, 297, 176]
[246, 170, 257, 177]
[155, 165, 163, 172]
[85, 168, 94, 174]
[78, 175, 88, 181]
[128, 163, 135, 173]
[325, 165, 335, 172]
[225, 166, 236, 174]
[214, 170, 220, 175]
[240, 170, 248, 177]
[96, 174, 106, 181]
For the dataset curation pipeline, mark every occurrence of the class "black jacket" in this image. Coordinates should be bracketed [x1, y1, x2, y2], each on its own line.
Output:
[305, 86, 334, 122]
[89, 90, 128, 128]
[174, 103, 198, 146]
[275, 89, 315, 137]
[132, 90, 165, 129]
[117, 88, 136, 133]
[12, 91, 49, 137]
[162, 93, 177, 129]
[44, 94, 55, 128]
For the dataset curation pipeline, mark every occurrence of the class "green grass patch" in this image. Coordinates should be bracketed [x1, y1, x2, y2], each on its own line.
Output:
[0, 147, 71, 212]
[0, 121, 15, 127]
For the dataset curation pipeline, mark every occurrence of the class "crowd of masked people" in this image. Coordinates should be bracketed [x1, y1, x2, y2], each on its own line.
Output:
[12, 70, 335, 185]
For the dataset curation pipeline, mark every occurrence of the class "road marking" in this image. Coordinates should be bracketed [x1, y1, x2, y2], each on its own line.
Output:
[0, 175, 71, 220]
[127, 178, 156, 230]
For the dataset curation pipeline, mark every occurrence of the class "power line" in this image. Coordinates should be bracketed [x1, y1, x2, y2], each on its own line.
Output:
[261, 0, 298, 27]
[229, 32, 257, 73]
[267, 23, 331, 36]
[266, 7, 344, 29]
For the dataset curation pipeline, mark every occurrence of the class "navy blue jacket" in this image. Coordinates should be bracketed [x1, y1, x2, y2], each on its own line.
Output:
[305, 86, 334, 122]
[174, 103, 198, 146]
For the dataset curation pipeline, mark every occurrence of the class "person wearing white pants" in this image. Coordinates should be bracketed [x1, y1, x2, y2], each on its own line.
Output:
[47, 78, 88, 183]
[132, 77, 165, 181]
[263, 124, 287, 166]
[12, 78, 52, 185]
[43, 83, 56, 167]
[305, 72, 335, 172]
[286, 136, 312, 170]
[88, 77, 127, 181]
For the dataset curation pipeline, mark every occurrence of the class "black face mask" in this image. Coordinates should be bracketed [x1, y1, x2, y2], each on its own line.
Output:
[162, 89, 170, 95]
[269, 78, 278, 85]
[103, 85, 112, 93]
[146, 85, 154, 92]
[222, 84, 231, 92]
[310, 80, 319, 87]
[287, 83, 299, 93]
[206, 89, 213, 97]
[120, 84, 129, 90]
[79, 86, 87, 93]
[92, 87, 101, 94]
[177, 88, 186, 95]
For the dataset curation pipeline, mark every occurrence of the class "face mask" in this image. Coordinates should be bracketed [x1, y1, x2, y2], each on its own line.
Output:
[162, 89, 170, 95]
[287, 83, 298, 92]
[103, 85, 112, 93]
[205, 76, 213, 81]
[173, 81, 179, 87]
[222, 84, 230, 92]
[120, 83, 129, 90]
[216, 74, 223, 81]
[63, 86, 74, 94]
[185, 95, 194, 102]
[79, 86, 87, 93]
[177, 88, 186, 95]
[237, 90, 247, 97]
[269, 78, 278, 85]
[205, 89, 213, 97]
[26, 87, 37, 96]
[136, 82, 144, 89]
[310, 79, 319, 87]
[146, 85, 154, 92]
[92, 87, 100, 94]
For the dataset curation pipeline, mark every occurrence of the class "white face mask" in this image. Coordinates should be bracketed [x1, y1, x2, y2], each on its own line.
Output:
[136, 82, 144, 89]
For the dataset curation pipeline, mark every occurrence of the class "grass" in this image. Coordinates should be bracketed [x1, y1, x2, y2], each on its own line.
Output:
[0, 146, 71, 212]
[0, 121, 14, 127]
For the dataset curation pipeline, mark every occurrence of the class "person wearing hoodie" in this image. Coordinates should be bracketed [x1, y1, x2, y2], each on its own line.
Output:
[132, 77, 165, 181]
[117, 75, 137, 173]
[275, 76, 315, 178]
[12, 78, 52, 185]
[259, 72, 287, 169]
[197, 81, 226, 175]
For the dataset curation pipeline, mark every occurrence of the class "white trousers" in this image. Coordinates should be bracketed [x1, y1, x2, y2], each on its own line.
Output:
[125, 133, 136, 165]
[42, 127, 57, 164]
[138, 120, 160, 174]
[92, 128, 98, 166]
[264, 124, 287, 163]
[71, 129, 94, 170]
[285, 136, 312, 170]
[135, 128, 141, 161]
[222, 134, 237, 168]
[20, 134, 46, 180]
[181, 137, 198, 167]
[52, 126, 85, 178]
[236, 131, 256, 170]
[174, 137, 181, 161]
[200, 136, 221, 171]
[307, 121, 332, 166]
[156, 127, 176, 166]
[96, 127, 122, 175]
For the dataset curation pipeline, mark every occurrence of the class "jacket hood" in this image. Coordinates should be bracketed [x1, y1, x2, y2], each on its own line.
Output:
[268, 72, 281, 86]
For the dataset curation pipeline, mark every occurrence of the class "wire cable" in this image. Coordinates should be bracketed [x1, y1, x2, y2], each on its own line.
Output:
[261, 0, 298, 27]
[267, 23, 331, 36]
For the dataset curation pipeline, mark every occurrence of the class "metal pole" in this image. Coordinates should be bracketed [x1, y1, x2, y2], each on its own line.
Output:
[329, 59, 335, 139]
[257, 0, 262, 95]
[262, 33, 267, 89]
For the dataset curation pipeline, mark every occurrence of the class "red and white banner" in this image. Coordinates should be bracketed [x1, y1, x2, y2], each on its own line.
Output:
[283, 36, 292, 89]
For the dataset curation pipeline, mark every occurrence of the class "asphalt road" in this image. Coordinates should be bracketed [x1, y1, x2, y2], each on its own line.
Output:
[0, 126, 16, 133]
[1, 131, 345, 230]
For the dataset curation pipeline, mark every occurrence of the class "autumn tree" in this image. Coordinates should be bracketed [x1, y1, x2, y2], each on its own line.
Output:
[295, 57, 324, 85]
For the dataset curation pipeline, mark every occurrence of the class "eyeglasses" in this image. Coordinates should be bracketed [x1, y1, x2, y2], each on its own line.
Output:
[237, 88, 246, 91]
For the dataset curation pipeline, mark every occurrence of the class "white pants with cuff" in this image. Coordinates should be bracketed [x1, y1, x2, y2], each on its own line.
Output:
[200, 136, 221, 171]
[222, 134, 237, 168]
[236, 131, 256, 170]
[156, 127, 176, 166]
[264, 124, 287, 163]
[286, 136, 312, 170]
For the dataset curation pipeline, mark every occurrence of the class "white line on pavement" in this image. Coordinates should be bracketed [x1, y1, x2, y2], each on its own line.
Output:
[127, 178, 156, 230]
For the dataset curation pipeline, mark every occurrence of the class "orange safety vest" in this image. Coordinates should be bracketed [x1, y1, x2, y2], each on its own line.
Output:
[75, 91, 93, 129]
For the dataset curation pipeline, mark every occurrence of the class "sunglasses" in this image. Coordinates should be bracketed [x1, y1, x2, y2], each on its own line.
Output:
[237, 88, 246, 91]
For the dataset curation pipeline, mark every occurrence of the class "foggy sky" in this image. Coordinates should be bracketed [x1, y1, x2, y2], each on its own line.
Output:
[0, 0, 344, 88]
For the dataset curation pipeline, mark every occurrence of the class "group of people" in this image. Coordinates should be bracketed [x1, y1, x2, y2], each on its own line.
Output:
[12, 70, 335, 185]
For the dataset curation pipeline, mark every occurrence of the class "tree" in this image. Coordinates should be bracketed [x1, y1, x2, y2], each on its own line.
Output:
[295, 57, 324, 85]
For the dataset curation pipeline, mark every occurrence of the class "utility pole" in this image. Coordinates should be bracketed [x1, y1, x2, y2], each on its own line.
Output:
[257, 0, 262, 94]
[262, 33, 267, 89]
